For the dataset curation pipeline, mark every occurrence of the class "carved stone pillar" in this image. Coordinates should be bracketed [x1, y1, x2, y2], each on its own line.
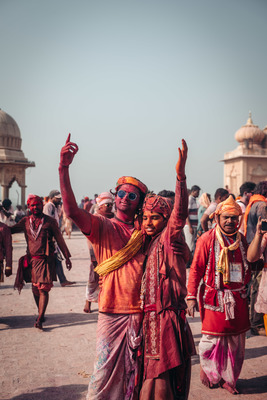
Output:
[1, 185, 9, 201]
[21, 185, 27, 209]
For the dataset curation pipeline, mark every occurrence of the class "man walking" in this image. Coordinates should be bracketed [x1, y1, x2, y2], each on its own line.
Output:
[43, 190, 75, 287]
[12, 195, 72, 329]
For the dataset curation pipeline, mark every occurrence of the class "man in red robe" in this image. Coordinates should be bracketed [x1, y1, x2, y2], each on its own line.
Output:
[0, 222, 12, 282]
[187, 195, 250, 394]
[12, 195, 72, 329]
[140, 140, 195, 400]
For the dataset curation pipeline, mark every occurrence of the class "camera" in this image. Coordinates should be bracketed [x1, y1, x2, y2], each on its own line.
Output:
[261, 220, 267, 232]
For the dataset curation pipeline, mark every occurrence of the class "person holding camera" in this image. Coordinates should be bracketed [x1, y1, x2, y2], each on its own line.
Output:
[247, 217, 267, 333]
[243, 181, 267, 335]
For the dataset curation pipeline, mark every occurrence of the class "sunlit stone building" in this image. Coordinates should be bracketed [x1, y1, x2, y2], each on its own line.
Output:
[0, 109, 35, 207]
[223, 113, 267, 196]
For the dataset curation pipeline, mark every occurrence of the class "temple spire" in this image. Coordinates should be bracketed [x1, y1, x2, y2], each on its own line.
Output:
[246, 111, 253, 125]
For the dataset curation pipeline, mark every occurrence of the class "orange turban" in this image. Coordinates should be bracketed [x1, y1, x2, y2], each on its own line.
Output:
[214, 195, 242, 284]
[115, 176, 148, 195]
[214, 195, 242, 217]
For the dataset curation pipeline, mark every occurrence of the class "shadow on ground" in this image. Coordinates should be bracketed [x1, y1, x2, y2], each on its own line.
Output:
[0, 312, 98, 331]
[8, 384, 88, 400]
[245, 346, 267, 360]
[238, 375, 267, 394]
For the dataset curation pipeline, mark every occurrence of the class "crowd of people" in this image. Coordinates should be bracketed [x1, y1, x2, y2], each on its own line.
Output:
[0, 133, 266, 399]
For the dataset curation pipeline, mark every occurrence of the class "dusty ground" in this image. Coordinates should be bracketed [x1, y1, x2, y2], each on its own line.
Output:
[0, 231, 266, 400]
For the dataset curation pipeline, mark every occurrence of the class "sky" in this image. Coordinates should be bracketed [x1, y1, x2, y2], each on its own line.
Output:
[1, 0, 267, 205]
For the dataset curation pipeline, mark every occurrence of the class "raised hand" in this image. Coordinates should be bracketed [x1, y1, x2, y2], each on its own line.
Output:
[175, 139, 187, 181]
[60, 133, 79, 167]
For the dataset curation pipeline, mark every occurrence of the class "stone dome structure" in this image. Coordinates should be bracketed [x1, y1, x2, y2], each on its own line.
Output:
[0, 108, 35, 207]
[0, 109, 28, 161]
[0, 108, 21, 138]
[223, 112, 267, 195]
[235, 112, 265, 145]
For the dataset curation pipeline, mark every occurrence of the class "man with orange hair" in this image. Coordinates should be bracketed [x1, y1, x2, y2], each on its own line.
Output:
[187, 195, 251, 394]
[59, 134, 148, 400]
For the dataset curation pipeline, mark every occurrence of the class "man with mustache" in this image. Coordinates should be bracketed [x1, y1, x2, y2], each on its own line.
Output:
[187, 195, 251, 395]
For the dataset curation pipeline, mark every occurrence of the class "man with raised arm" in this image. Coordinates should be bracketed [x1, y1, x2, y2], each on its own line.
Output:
[59, 134, 147, 400]
[139, 140, 195, 400]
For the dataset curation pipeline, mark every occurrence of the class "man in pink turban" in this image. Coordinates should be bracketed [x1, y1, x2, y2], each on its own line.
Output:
[139, 140, 195, 400]
[12, 194, 72, 330]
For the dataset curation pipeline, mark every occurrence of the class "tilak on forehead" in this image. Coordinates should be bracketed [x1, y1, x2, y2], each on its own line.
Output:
[115, 176, 148, 194]
[143, 194, 173, 219]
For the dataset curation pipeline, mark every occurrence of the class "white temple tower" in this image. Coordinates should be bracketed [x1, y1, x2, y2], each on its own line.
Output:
[223, 112, 267, 195]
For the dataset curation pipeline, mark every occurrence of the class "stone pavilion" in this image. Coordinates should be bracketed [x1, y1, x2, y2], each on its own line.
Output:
[0, 109, 35, 207]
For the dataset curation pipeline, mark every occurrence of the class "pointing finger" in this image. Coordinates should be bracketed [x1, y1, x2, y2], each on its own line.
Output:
[66, 133, 71, 144]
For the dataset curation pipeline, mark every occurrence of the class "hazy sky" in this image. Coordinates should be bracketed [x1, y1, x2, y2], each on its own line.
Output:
[1, 0, 267, 205]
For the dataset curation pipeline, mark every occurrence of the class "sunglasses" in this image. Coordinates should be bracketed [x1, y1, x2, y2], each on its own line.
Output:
[117, 190, 137, 201]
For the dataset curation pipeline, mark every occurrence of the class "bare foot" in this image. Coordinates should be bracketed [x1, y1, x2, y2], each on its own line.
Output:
[200, 367, 213, 388]
[34, 320, 43, 330]
[220, 380, 239, 394]
[83, 300, 91, 313]
[36, 316, 46, 323]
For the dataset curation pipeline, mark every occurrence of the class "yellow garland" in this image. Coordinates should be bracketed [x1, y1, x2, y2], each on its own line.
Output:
[94, 230, 143, 277]
[216, 225, 241, 285]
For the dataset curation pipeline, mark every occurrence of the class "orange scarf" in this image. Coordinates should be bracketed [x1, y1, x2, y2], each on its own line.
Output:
[94, 230, 143, 276]
[216, 225, 241, 284]
[243, 195, 267, 237]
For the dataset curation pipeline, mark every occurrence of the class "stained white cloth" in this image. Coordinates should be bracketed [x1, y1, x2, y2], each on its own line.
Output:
[198, 333, 246, 387]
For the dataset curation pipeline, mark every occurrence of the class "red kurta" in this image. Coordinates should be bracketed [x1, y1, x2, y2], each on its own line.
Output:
[11, 215, 71, 284]
[142, 179, 196, 382]
[187, 228, 251, 336]
[0, 222, 12, 266]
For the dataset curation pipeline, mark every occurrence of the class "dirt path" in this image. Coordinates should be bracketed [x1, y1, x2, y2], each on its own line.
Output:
[0, 231, 266, 399]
